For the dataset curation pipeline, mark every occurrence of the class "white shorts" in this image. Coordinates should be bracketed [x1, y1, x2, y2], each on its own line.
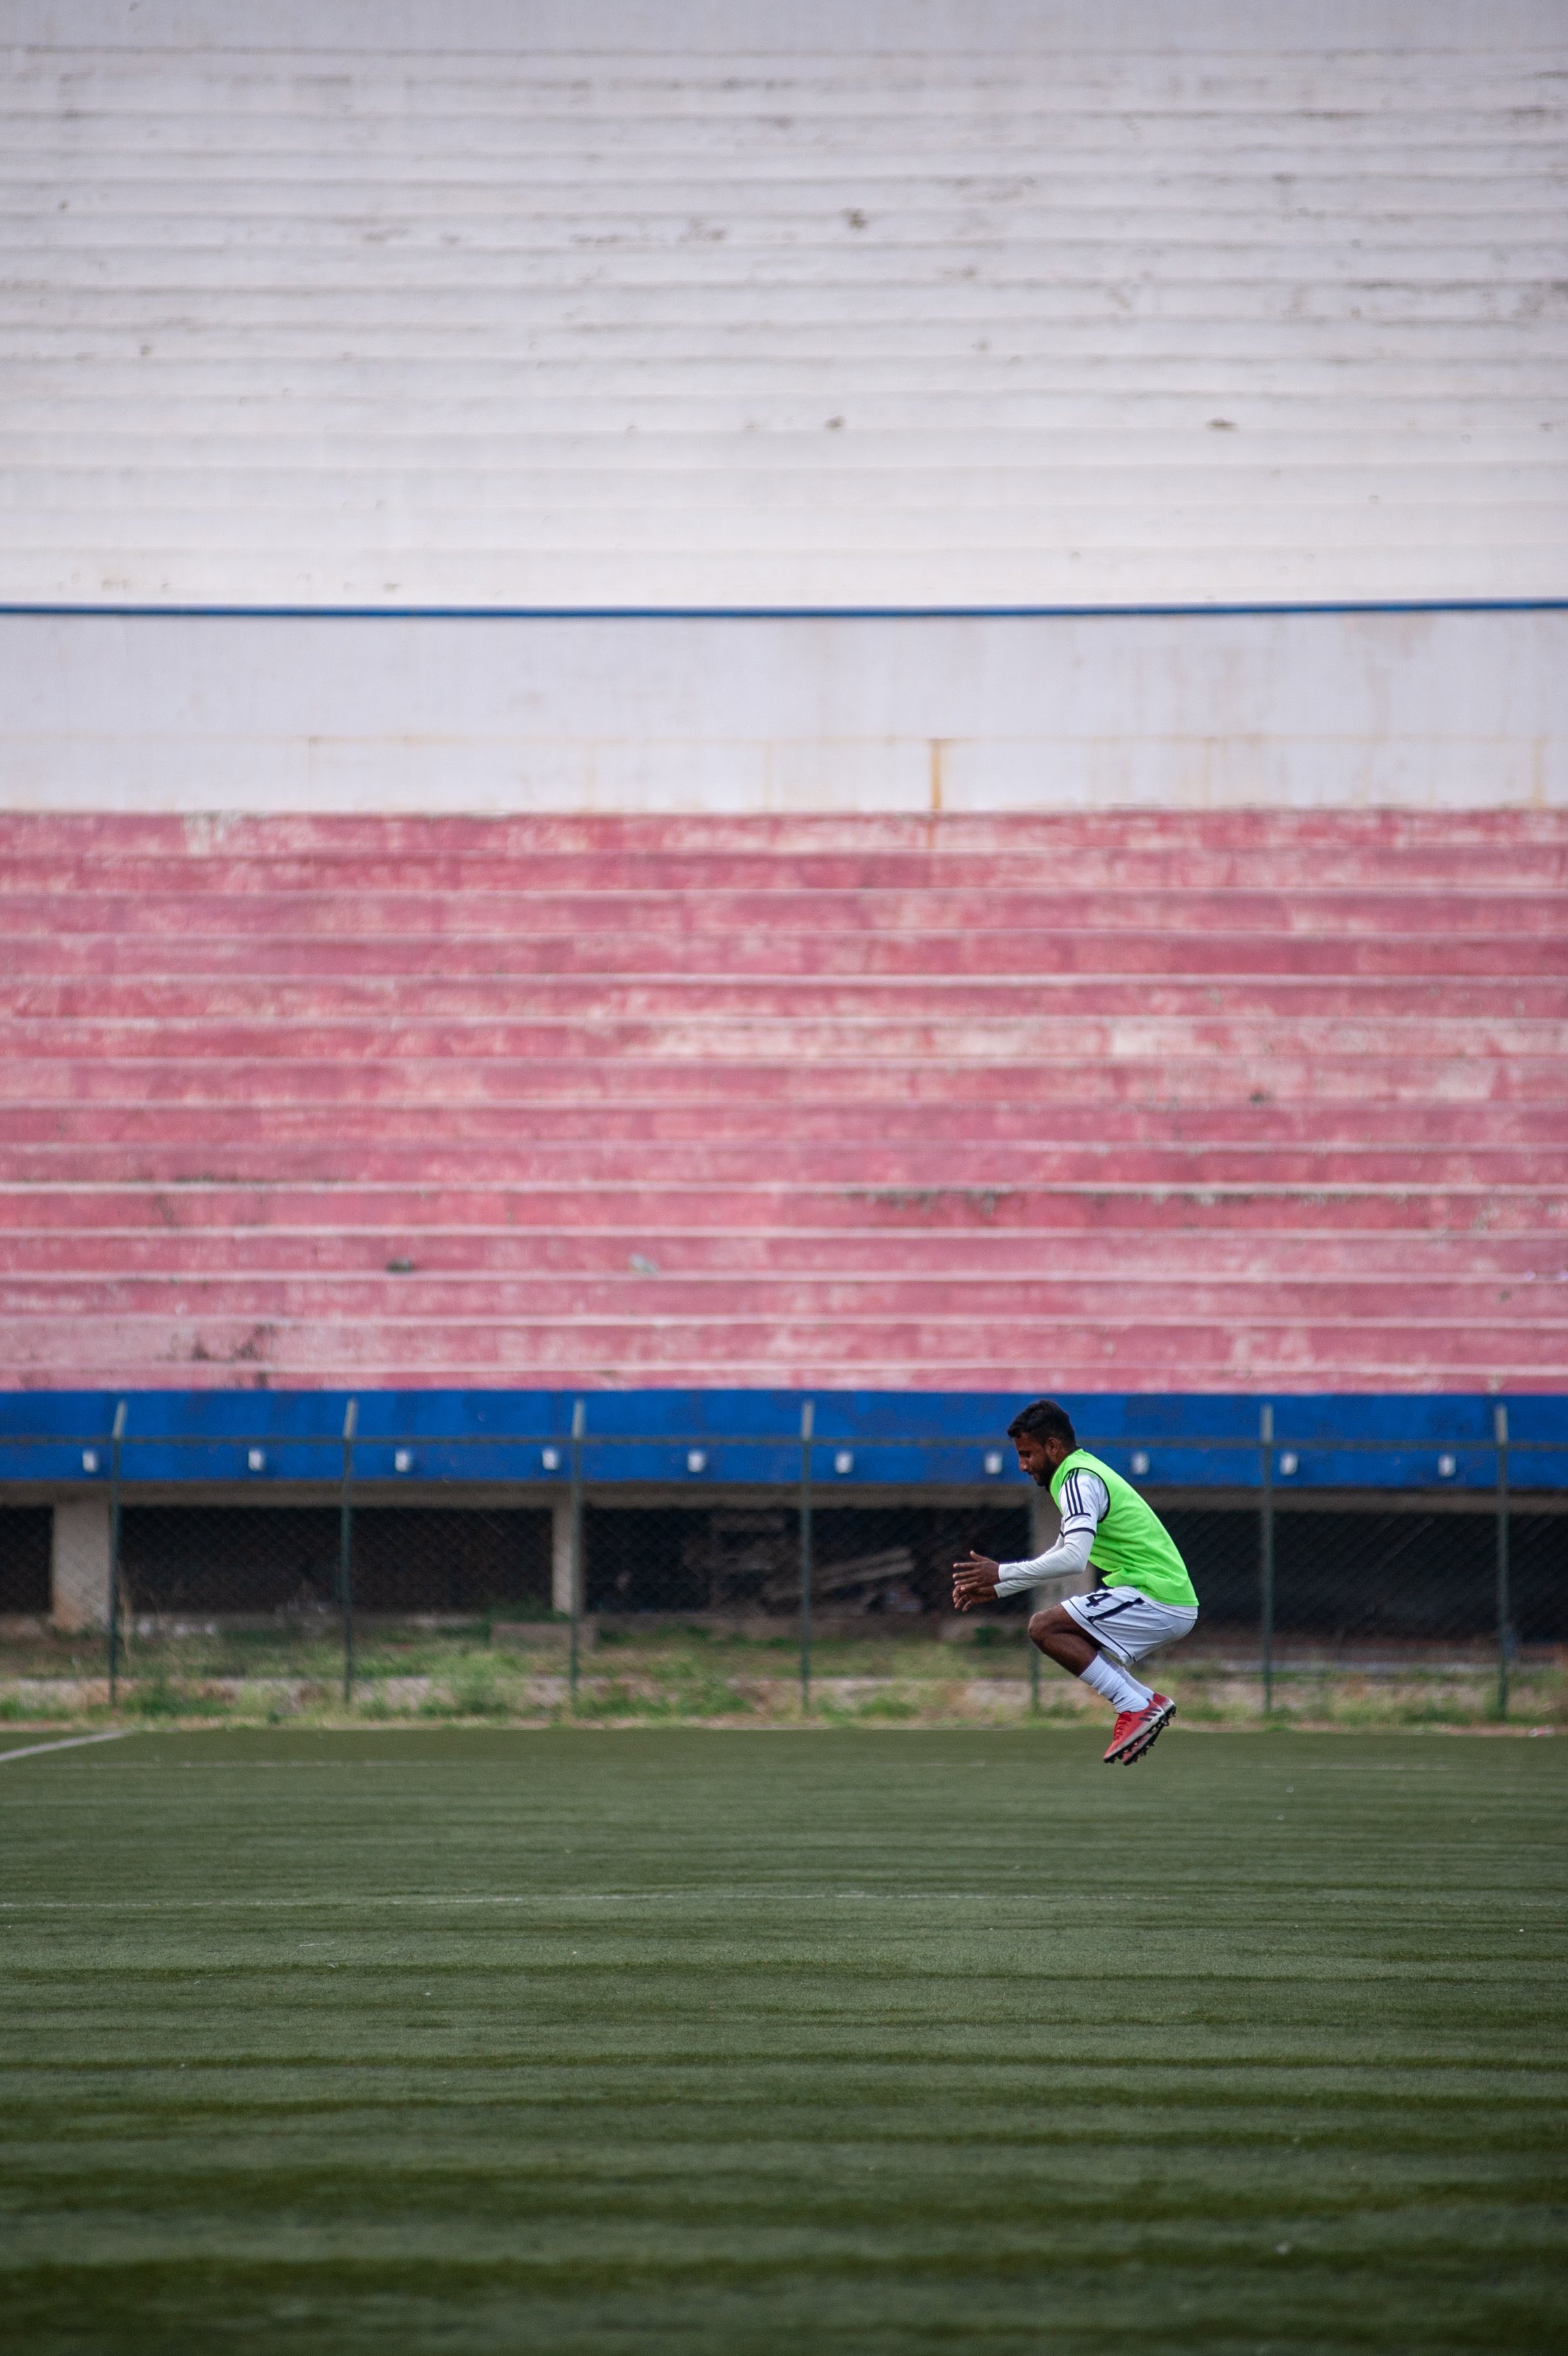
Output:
[1061, 1585, 1198, 1667]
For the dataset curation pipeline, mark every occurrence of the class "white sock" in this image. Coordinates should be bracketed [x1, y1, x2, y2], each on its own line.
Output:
[1079, 1652, 1154, 1714]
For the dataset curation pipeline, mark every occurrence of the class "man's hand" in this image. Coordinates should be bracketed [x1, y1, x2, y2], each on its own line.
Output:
[951, 1552, 1001, 1612]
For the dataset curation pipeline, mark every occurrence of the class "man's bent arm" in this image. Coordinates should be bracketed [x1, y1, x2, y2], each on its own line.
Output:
[992, 1471, 1108, 1597]
[992, 1521, 1094, 1598]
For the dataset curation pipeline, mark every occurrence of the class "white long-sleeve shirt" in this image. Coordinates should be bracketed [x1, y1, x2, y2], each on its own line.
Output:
[992, 1468, 1109, 1597]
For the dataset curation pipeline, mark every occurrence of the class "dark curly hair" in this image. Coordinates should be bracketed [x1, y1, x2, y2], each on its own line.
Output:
[1005, 1398, 1077, 1450]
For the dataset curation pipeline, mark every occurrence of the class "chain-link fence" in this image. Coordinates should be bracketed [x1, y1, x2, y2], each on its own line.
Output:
[581, 1500, 1033, 1621]
[113, 1505, 554, 1622]
[0, 1505, 51, 1615]
[1, 1400, 1562, 1712]
[1163, 1503, 1567, 1650]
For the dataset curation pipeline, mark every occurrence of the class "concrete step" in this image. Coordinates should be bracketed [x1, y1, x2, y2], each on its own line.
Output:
[7, 810, 1560, 856]
[3, 1141, 1563, 1191]
[7, 974, 1566, 1021]
[4, 1273, 1556, 1325]
[8, 1314, 1564, 1393]
[7, 1098, 1561, 1146]
[8, 888, 1567, 937]
[3, 931, 1559, 981]
[0, 1182, 1559, 1236]
[9, 841, 1568, 892]
[3, 1230, 1558, 1281]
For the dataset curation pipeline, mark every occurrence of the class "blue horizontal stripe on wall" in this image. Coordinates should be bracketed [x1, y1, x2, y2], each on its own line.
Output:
[0, 1393, 1563, 1492]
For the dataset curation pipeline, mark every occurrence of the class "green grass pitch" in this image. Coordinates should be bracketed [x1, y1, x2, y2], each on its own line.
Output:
[1, 1727, 1563, 2353]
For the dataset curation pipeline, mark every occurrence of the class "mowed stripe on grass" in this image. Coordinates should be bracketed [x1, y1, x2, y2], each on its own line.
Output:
[0, 1728, 1563, 2354]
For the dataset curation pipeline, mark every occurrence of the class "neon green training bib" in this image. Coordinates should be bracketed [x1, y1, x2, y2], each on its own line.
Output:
[1050, 1449, 1198, 1609]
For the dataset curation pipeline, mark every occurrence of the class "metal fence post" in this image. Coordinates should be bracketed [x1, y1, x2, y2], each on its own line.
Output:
[1495, 1401, 1511, 1719]
[799, 1400, 814, 1713]
[1259, 1403, 1275, 1717]
[339, 1398, 358, 1703]
[106, 1399, 127, 1706]
[568, 1398, 586, 1706]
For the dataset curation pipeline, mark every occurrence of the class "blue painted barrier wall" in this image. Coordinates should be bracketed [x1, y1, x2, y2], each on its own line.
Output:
[1, 1393, 1564, 1492]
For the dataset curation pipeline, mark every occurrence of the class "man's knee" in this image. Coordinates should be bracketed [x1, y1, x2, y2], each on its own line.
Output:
[1030, 1606, 1098, 1671]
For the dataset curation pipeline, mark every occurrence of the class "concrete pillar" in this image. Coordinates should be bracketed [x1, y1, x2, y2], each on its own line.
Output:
[551, 1498, 575, 1615]
[52, 1498, 111, 1629]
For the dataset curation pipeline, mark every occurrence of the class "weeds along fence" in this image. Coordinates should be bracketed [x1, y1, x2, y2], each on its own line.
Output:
[0, 1397, 1563, 1715]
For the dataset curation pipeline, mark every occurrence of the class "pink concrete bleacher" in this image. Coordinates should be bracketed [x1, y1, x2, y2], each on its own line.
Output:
[1, 808, 1564, 1392]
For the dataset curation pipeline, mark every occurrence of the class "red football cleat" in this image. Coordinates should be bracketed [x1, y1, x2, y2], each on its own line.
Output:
[1102, 1693, 1176, 1764]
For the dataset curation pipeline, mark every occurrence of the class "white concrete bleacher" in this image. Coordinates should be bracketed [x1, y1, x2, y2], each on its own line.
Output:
[1, 4, 1565, 1401]
[1, 0, 1564, 609]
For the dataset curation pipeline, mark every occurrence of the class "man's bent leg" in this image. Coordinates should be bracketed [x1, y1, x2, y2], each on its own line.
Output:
[1028, 1602, 1156, 1716]
[1027, 1601, 1099, 1675]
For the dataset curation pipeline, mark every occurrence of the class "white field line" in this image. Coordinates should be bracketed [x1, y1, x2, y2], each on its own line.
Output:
[0, 1729, 133, 1766]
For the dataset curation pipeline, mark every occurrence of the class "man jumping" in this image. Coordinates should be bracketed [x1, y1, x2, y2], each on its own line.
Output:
[952, 1397, 1199, 1764]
